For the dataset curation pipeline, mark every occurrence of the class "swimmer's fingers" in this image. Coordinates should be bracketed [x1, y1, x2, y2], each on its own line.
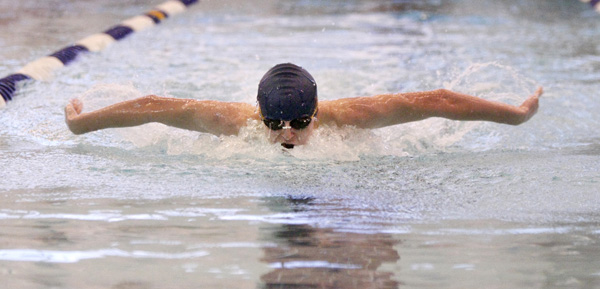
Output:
[65, 99, 86, 134]
[517, 86, 542, 124]
[65, 99, 84, 119]
[70, 98, 83, 114]
[533, 86, 543, 98]
[523, 87, 542, 109]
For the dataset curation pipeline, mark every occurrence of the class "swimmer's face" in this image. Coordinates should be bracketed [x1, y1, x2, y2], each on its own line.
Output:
[263, 117, 317, 148]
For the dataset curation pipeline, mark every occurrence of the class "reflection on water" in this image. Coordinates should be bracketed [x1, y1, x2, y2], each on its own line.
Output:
[1, 194, 600, 288]
[261, 225, 400, 289]
[259, 197, 400, 289]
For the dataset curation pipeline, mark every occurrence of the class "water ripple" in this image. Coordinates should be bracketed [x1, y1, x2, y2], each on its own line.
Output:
[0, 249, 209, 263]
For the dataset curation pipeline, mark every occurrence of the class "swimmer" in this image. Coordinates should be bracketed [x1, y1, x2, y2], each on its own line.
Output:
[65, 63, 542, 149]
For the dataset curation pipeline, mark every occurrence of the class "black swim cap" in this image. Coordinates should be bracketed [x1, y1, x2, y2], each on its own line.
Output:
[257, 63, 317, 121]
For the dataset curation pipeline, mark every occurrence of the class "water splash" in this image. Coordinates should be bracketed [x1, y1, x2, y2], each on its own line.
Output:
[77, 83, 145, 111]
[443, 61, 538, 105]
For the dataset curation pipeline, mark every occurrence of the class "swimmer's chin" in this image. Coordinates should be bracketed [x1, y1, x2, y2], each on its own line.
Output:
[281, 143, 295, 149]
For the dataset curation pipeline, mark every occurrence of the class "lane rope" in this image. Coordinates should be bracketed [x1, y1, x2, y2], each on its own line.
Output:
[0, 0, 198, 108]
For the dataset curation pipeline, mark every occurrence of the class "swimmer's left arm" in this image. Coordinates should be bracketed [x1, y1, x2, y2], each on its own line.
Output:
[319, 87, 542, 128]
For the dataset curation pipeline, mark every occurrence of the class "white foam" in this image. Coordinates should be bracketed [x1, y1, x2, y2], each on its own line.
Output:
[0, 248, 209, 263]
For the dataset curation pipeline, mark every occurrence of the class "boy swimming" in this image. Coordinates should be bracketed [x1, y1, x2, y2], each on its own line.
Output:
[65, 63, 542, 148]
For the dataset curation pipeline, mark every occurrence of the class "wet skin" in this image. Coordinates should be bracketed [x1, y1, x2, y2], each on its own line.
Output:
[265, 118, 317, 148]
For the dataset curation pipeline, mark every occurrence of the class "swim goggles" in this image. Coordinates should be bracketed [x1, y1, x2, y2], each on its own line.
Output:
[261, 109, 317, 131]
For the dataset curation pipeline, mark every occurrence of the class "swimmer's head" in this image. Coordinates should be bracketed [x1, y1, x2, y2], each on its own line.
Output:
[257, 63, 317, 121]
[257, 63, 318, 149]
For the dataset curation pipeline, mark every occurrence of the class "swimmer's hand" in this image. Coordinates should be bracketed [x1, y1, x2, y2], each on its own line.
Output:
[65, 98, 86, 134]
[513, 86, 543, 125]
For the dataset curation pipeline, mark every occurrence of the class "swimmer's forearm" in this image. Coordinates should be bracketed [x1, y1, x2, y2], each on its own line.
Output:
[418, 88, 541, 125]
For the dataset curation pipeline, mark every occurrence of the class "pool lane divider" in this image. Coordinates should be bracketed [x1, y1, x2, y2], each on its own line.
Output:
[0, 0, 198, 108]
[581, 0, 600, 12]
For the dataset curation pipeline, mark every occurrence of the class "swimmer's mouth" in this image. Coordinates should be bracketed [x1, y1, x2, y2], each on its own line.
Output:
[281, 143, 295, 149]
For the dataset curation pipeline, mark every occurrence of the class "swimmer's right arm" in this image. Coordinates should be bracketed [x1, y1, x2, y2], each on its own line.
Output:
[65, 95, 258, 136]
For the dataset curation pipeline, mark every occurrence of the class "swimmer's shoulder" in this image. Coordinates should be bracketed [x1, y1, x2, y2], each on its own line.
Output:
[215, 101, 259, 131]
[318, 97, 372, 127]
[236, 102, 260, 122]
[184, 99, 259, 135]
[317, 100, 337, 124]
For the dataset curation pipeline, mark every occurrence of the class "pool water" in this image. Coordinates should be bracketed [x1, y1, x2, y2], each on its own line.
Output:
[1, 0, 600, 288]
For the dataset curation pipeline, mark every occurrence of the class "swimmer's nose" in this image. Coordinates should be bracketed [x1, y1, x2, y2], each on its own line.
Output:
[281, 122, 293, 140]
